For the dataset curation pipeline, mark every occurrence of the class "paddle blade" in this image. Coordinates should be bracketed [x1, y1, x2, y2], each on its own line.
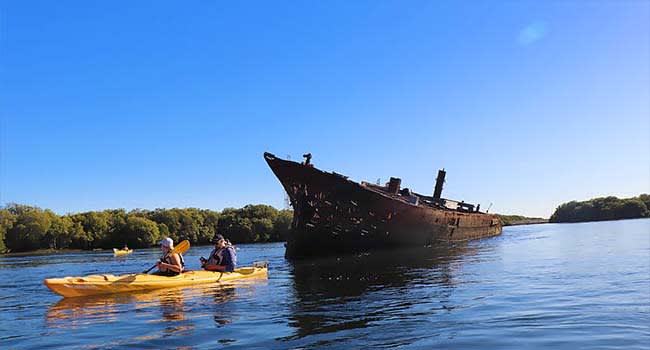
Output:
[172, 240, 190, 254]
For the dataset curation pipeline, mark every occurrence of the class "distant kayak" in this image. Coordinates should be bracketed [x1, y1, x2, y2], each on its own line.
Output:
[44, 262, 268, 298]
[113, 248, 133, 256]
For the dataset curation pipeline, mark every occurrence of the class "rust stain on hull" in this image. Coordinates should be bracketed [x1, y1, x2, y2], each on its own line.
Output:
[264, 152, 502, 259]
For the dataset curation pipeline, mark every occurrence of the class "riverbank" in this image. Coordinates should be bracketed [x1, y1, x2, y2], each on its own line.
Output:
[497, 214, 548, 226]
[505, 219, 549, 226]
[550, 194, 649, 223]
[0, 248, 90, 257]
[0, 203, 292, 254]
[0, 242, 273, 256]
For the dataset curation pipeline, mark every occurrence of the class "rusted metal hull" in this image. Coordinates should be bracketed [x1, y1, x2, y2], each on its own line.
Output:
[264, 153, 502, 259]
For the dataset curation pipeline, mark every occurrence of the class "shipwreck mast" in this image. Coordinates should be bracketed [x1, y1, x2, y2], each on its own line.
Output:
[433, 169, 446, 199]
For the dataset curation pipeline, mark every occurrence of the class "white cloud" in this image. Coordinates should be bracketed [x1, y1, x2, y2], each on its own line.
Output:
[517, 21, 549, 46]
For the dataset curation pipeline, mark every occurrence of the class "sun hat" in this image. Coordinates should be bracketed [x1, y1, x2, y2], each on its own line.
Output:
[160, 237, 174, 248]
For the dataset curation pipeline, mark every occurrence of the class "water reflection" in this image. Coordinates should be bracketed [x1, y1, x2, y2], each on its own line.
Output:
[159, 289, 185, 322]
[45, 280, 264, 335]
[46, 295, 121, 328]
[157, 289, 193, 336]
[46, 287, 187, 327]
[209, 284, 237, 327]
[285, 244, 479, 340]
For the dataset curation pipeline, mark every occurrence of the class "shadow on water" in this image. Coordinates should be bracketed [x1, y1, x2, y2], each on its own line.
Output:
[284, 243, 480, 341]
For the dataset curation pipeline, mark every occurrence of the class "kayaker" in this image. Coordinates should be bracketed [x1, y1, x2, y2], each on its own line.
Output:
[155, 237, 185, 276]
[200, 234, 237, 272]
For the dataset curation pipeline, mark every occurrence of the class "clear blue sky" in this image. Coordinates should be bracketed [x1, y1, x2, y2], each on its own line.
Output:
[1, 1, 649, 218]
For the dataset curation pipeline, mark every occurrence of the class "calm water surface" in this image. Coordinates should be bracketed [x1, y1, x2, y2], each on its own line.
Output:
[1, 219, 648, 349]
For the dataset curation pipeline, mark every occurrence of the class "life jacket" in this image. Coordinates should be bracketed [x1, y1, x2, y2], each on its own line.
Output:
[207, 247, 224, 265]
[207, 245, 237, 271]
[160, 253, 185, 276]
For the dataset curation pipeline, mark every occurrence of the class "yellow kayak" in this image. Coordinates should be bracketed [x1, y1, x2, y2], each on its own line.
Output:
[44, 262, 268, 298]
[113, 248, 133, 256]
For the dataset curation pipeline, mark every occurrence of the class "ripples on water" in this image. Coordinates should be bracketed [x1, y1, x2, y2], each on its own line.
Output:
[0, 219, 648, 349]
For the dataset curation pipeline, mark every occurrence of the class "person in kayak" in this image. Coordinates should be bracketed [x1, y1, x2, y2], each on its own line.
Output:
[155, 237, 185, 276]
[200, 234, 237, 272]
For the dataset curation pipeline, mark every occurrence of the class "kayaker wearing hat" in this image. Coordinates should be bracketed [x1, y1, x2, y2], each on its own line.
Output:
[200, 234, 237, 272]
[156, 237, 185, 276]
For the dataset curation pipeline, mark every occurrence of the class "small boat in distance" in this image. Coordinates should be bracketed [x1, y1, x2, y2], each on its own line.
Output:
[113, 248, 133, 256]
[264, 152, 503, 259]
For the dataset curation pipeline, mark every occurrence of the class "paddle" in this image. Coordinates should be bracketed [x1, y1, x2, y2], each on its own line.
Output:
[143, 240, 190, 274]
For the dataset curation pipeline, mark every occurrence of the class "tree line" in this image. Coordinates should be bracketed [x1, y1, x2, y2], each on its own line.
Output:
[0, 204, 293, 253]
[549, 194, 650, 223]
[496, 214, 548, 226]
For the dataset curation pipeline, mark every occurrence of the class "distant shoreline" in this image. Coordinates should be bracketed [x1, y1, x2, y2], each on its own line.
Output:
[503, 218, 549, 226]
[1, 248, 87, 257]
[503, 217, 650, 227]
[4, 218, 650, 256]
[496, 214, 548, 226]
[549, 194, 649, 223]
[0, 242, 281, 257]
[0, 203, 292, 254]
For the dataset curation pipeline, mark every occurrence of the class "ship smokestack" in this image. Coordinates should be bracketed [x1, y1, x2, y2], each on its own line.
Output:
[388, 177, 401, 195]
[433, 169, 446, 199]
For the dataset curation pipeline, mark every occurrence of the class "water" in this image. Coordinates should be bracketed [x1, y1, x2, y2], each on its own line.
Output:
[1, 219, 648, 349]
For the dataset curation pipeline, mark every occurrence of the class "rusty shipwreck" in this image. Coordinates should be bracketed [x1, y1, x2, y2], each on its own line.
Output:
[264, 152, 502, 258]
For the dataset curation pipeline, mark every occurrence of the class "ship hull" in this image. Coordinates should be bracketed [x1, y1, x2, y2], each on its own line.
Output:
[264, 153, 502, 258]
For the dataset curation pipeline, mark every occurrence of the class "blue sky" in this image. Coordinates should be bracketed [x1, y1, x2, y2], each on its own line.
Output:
[1, 1, 648, 218]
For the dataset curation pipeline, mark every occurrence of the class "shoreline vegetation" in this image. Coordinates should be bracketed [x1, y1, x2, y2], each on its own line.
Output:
[1, 194, 647, 254]
[549, 194, 650, 223]
[0, 204, 292, 254]
[497, 215, 548, 226]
